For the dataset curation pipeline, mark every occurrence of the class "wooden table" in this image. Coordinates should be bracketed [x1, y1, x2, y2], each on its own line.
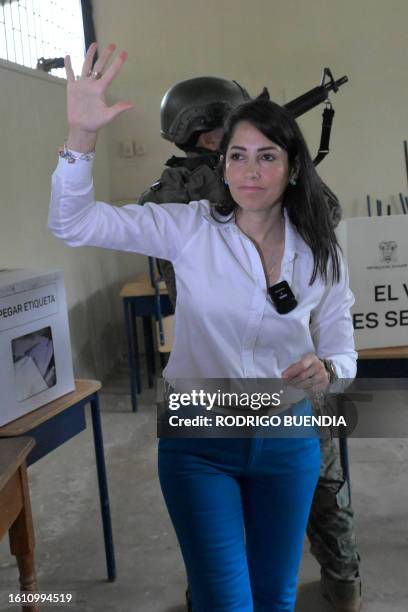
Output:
[358, 345, 408, 362]
[0, 437, 39, 612]
[120, 272, 172, 411]
[0, 380, 116, 582]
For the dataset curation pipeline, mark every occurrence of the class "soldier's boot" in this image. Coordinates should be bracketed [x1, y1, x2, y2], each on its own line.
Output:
[307, 438, 362, 611]
[321, 571, 362, 611]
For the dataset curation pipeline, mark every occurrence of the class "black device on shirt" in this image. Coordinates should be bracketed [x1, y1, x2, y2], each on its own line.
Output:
[268, 281, 298, 314]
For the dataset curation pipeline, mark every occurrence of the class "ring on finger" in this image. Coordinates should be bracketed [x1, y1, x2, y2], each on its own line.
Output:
[87, 69, 102, 80]
[307, 373, 318, 387]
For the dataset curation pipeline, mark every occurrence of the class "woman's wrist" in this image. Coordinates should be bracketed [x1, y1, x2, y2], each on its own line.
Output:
[66, 128, 97, 153]
[320, 358, 338, 384]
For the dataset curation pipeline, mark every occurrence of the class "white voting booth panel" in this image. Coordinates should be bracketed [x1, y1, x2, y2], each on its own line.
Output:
[0, 269, 75, 427]
[337, 215, 408, 350]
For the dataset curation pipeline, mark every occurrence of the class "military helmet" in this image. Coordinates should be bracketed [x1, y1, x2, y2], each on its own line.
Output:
[160, 76, 250, 148]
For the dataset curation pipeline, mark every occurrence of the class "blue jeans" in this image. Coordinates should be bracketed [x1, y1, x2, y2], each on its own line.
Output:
[158, 401, 321, 611]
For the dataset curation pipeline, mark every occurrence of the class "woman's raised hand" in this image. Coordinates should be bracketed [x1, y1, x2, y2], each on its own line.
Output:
[65, 43, 133, 152]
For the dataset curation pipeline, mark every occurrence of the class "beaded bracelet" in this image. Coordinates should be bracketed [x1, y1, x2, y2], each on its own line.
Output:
[58, 142, 95, 164]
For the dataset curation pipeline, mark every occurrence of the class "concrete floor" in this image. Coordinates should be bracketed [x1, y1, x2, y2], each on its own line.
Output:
[1, 360, 408, 611]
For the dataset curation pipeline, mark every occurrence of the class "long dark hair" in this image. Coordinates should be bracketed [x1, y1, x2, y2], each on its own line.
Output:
[213, 99, 341, 284]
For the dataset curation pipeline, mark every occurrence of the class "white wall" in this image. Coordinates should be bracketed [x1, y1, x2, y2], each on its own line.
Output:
[92, 0, 408, 217]
[0, 60, 143, 379]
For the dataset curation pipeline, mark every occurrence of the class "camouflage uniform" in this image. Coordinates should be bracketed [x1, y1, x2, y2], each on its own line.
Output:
[139, 151, 220, 307]
[139, 154, 361, 585]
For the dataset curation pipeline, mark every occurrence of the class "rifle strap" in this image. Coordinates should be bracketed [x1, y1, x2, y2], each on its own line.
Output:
[313, 104, 335, 166]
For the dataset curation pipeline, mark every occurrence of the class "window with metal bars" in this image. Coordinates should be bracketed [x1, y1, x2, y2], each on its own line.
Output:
[0, 0, 92, 78]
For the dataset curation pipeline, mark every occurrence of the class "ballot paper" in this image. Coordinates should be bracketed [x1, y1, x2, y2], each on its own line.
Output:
[12, 329, 57, 401]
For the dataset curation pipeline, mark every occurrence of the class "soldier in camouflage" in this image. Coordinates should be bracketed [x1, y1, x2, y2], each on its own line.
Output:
[139, 76, 361, 612]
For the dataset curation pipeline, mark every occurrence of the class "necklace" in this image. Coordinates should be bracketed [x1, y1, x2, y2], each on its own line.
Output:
[234, 212, 285, 279]
[264, 239, 285, 277]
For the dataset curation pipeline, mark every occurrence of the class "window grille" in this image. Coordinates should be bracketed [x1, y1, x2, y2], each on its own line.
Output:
[0, 0, 86, 78]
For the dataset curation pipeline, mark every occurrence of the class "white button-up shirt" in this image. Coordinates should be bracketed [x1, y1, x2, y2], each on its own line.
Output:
[49, 157, 357, 381]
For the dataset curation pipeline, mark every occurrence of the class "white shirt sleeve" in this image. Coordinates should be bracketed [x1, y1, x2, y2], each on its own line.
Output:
[48, 157, 203, 261]
[310, 255, 357, 379]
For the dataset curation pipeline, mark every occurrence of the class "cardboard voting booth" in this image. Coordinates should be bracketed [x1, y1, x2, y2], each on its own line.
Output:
[0, 269, 75, 427]
[337, 215, 408, 350]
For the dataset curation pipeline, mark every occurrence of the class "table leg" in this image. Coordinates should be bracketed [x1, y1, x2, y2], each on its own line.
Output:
[339, 436, 352, 504]
[336, 394, 352, 506]
[130, 302, 142, 395]
[160, 352, 168, 369]
[143, 316, 155, 388]
[89, 393, 116, 582]
[9, 464, 40, 612]
[123, 299, 138, 412]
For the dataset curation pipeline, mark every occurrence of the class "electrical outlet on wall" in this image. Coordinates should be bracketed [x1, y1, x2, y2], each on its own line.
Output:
[135, 144, 146, 156]
[118, 140, 146, 160]
[120, 139, 136, 159]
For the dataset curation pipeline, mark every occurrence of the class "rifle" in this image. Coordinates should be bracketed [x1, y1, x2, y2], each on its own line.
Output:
[285, 67, 348, 118]
[285, 68, 349, 166]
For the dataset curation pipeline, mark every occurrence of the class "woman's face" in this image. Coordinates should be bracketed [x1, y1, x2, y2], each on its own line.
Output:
[224, 121, 290, 214]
